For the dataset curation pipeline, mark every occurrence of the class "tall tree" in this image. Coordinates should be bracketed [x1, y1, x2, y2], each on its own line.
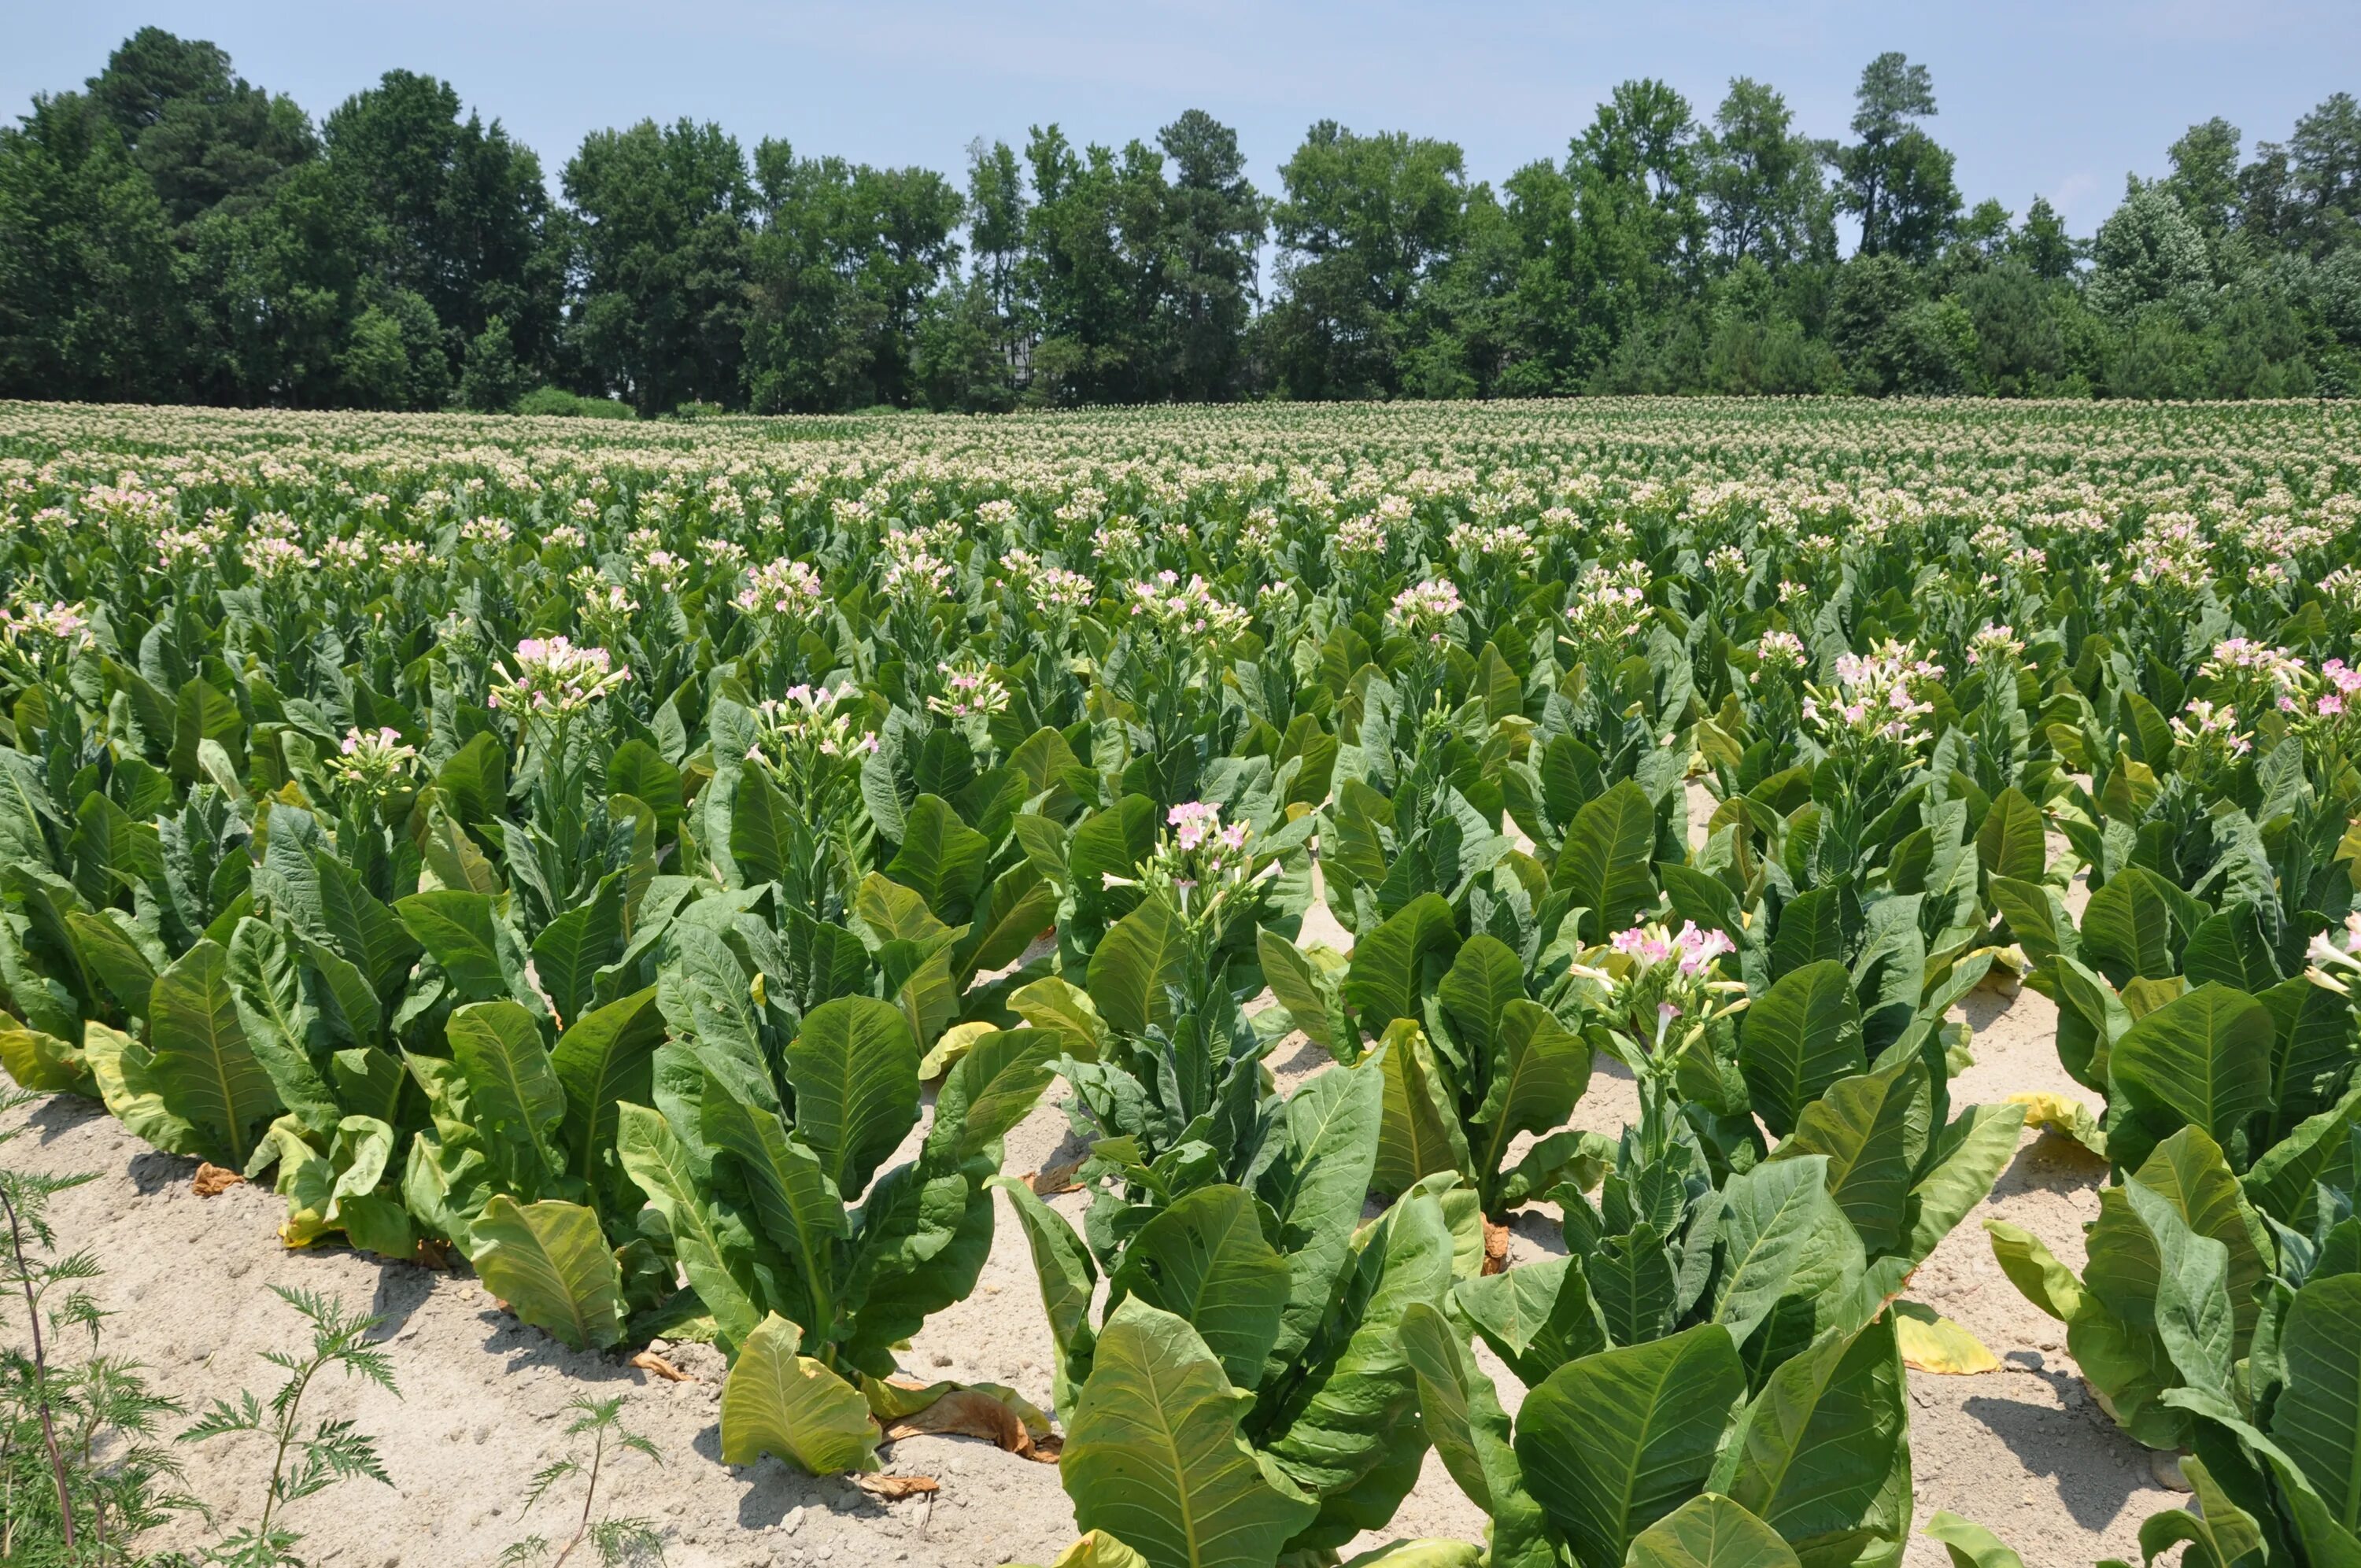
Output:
[1698, 76, 1827, 271]
[86, 27, 314, 232]
[1835, 52, 1960, 263]
[563, 118, 754, 413]
[0, 91, 186, 400]
[1155, 109, 1264, 400]
[1263, 121, 1472, 398]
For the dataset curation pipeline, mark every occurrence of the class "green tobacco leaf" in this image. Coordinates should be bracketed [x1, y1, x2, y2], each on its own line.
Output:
[1343, 893, 1461, 1035]
[394, 888, 507, 998]
[2123, 1179, 2234, 1396]
[146, 937, 281, 1169]
[992, 1173, 1101, 1416]
[1975, 787, 2045, 883]
[1259, 1193, 1455, 1544]
[1473, 1002, 1592, 1203]
[532, 875, 626, 1027]
[2078, 866, 2178, 985]
[1062, 1298, 1318, 1568]
[1560, 779, 1657, 943]
[1109, 1184, 1290, 1391]
[615, 1102, 761, 1352]
[1376, 1021, 1471, 1196]
[0, 1025, 92, 1095]
[1259, 929, 1346, 1057]
[470, 1196, 626, 1350]
[1589, 1223, 1678, 1346]
[729, 766, 791, 887]
[1983, 1221, 2082, 1321]
[1248, 1053, 1385, 1376]
[1399, 1301, 1557, 1568]
[1088, 895, 1185, 1037]
[1920, 1513, 2027, 1568]
[1516, 1323, 1746, 1568]
[225, 916, 337, 1138]
[1711, 1314, 1908, 1563]
[783, 995, 921, 1196]
[1451, 1253, 1606, 1385]
[446, 999, 566, 1191]
[719, 1312, 880, 1475]
[1774, 1057, 1926, 1259]
[1627, 1494, 1801, 1568]
[1738, 961, 1865, 1139]
[1712, 1157, 1864, 1350]
[887, 794, 992, 922]
[2274, 1272, 2361, 1527]
[2108, 983, 2271, 1164]
[548, 987, 665, 1192]
[1901, 1103, 2028, 1265]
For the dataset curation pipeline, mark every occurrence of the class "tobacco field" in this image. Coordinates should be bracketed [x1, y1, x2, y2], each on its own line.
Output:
[2, 395, 2361, 1568]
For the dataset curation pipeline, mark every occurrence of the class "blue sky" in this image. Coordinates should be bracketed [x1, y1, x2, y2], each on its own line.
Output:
[8, 0, 2356, 234]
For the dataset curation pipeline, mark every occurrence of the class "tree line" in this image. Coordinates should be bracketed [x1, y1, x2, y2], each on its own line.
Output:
[2, 28, 2357, 414]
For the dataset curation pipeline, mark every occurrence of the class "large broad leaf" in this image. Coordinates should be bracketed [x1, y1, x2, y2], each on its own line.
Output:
[224, 916, 337, 1138]
[1560, 779, 1658, 943]
[1342, 893, 1461, 1035]
[1247, 1054, 1384, 1375]
[1088, 895, 1186, 1037]
[469, 1196, 626, 1350]
[1399, 1301, 1557, 1568]
[1109, 1184, 1290, 1391]
[394, 888, 510, 1000]
[1738, 961, 1865, 1140]
[1375, 1022, 1471, 1196]
[783, 995, 921, 1197]
[532, 876, 625, 1028]
[697, 1056, 848, 1328]
[1516, 1323, 1747, 1568]
[993, 1174, 1102, 1416]
[2123, 1179, 2234, 1397]
[886, 794, 992, 923]
[2078, 866, 2179, 985]
[1258, 930, 1347, 1058]
[2107, 983, 2271, 1167]
[1259, 1193, 1456, 1548]
[446, 999, 566, 1193]
[1472, 1002, 1593, 1204]
[1919, 1514, 2027, 1568]
[615, 1102, 762, 1352]
[1451, 1255, 1606, 1385]
[1773, 1058, 1927, 1259]
[729, 766, 792, 887]
[1709, 1314, 1908, 1566]
[1900, 1103, 2028, 1265]
[1062, 1298, 1318, 1568]
[146, 938, 281, 1169]
[2274, 1271, 2361, 1529]
[1589, 1224, 1679, 1347]
[1627, 1494, 1802, 1568]
[548, 987, 665, 1194]
[719, 1312, 880, 1475]
[1975, 787, 2045, 884]
[1711, 1157, 1864, 1351]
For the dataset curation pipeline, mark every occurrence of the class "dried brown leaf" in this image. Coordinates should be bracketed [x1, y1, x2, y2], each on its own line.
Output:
[1028, 1160, 1083, 1197]
[852, 1473, 940, 1500]
[192, 1163, 244, 1197]
[631, 1350, 690, 1383]
[882, 1389, 1036, 1456]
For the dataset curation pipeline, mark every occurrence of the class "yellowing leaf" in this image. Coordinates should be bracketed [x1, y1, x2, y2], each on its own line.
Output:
[1895, 1301, 2000, 1374]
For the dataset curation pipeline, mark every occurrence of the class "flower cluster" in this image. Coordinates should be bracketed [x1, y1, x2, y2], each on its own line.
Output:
[331, 726, 419, 797]
[747, 683, 876, 817]
[1583, 920, 1747, 1052]
[1114, 801, 1265, 925]
[1563, 562, 1653, 659]
[1126, 571, 1251, 642]
[1387, 577, 1465, 646]
[2170, 698, 2252, 765]
[926, 659, 1011, 721]
[736, 558, 826, 618]
[1801, 641, 1943, 750]
[1, 597, 95, 655]
[1965, 622, 2027, 670]
[488, 636, 630, 722]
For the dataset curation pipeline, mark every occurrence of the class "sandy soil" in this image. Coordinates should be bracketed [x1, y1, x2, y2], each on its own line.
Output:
[0, 827, 2182, 1568]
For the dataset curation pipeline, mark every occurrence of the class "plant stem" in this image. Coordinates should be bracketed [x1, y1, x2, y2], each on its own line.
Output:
[0, 1180, 73, 1551]
[549, 1425, 606, 1568]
